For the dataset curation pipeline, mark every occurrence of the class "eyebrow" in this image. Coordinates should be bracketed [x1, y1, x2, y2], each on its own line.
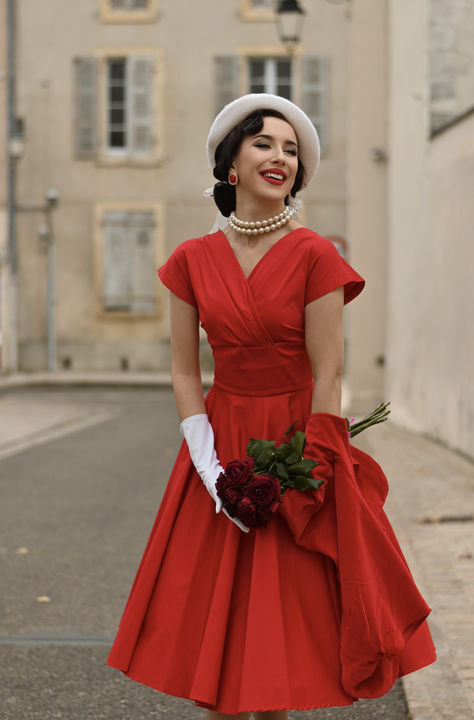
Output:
[253, 134, 298, 147]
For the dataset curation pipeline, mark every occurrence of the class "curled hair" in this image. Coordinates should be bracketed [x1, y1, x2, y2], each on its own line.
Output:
[212, 109, 305, 217]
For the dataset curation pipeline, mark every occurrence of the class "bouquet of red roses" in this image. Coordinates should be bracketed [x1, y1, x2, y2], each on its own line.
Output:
[216, 422, 322, 529]
[216, 403, 391, 530]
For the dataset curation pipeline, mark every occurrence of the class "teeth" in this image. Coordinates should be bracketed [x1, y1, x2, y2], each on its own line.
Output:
[263, 172, 285, 181]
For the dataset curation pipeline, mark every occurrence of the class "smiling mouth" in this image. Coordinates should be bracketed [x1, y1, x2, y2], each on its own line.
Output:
[260, 170, 287, 185]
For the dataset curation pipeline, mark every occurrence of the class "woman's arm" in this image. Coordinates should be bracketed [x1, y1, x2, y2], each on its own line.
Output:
[305, 286, 345, 416]
[169, 291, 206, 422]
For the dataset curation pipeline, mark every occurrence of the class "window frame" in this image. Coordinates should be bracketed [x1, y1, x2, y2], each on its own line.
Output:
[100, 0, 159, 24]
[239, 0, 276, 22]
[94, 47, 164, 166]
[94, 202, 164, 320]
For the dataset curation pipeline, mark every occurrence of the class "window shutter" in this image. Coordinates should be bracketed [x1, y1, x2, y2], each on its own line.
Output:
[214, 56, 240, 114]
[102, 212, 131, 310]
[129, 212, 156, 313]
[74, 57, 98, 158]
[129, 56, 155, 156]
[301, 56, 327, 155]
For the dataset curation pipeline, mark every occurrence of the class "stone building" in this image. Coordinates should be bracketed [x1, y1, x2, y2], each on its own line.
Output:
[2, 0, 353, 373]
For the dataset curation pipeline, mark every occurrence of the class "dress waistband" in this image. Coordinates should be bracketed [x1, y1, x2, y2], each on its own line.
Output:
[211, 342, 313, 397]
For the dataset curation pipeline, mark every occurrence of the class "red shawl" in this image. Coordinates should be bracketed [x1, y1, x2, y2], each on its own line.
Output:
[278, 412, 436, 698]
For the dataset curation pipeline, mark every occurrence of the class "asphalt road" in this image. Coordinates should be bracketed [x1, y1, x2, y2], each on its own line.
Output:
[0, 387, 409, 719]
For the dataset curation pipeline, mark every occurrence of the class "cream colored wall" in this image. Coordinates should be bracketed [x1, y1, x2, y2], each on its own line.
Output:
[14, 0, 353, 372]
[345, 0, 388, 411]
[387, 0, 474, 458]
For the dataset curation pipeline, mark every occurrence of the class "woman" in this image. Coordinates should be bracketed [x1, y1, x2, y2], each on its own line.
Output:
[107, 94, 436, 719]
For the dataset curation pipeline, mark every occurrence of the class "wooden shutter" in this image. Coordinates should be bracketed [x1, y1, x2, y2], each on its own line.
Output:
[74, 57, 98, 158]
[102, 212, 131, 310]
[129, 212, 156, 313]
[301, 56, 327, 155]
[214, 56, 240, 114]
[129, 56, 155, 156]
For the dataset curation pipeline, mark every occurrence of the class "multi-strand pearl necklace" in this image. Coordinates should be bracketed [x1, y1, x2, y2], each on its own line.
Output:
[228, 207, 294, 235]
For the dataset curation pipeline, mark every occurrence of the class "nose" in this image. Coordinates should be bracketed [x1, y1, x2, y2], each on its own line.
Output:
[271, 145, 287, 164]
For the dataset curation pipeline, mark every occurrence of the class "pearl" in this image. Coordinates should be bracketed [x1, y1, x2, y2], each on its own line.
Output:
[270, 224, 276, 231]
[249, 221, 255, 228]
[276, 221, 282, 228]
[252, 228, 258, 234]
[255, 221, 262, 228]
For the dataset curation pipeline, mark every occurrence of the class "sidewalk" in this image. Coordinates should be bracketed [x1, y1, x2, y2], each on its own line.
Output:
[1, 372, 473, 719]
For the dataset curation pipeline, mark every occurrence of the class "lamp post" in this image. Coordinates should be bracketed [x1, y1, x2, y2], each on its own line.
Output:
[276, 0, 305, 54]
[44, 188, 59, 372]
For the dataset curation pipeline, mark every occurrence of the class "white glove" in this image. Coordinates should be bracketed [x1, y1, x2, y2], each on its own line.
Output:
[180, 414, 249, 533]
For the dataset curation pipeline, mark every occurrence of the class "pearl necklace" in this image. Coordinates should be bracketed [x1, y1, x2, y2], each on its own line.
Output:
[228, 207, 294, 235]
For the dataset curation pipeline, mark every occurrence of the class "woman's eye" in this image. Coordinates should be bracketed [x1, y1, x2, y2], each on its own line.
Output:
[285, 149, 297, 156]
[255, 143, 271, 149]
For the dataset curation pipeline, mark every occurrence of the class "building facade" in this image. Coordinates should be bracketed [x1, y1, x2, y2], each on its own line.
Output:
[5, 0, 353, 374]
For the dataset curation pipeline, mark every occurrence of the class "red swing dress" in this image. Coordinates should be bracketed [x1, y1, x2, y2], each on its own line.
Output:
[107, 227, 436, 714]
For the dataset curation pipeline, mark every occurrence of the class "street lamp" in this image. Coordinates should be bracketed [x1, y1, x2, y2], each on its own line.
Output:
[276, 0, 305, 54]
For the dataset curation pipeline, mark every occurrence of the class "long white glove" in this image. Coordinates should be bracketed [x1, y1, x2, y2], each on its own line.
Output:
[180, 413, 248, 533]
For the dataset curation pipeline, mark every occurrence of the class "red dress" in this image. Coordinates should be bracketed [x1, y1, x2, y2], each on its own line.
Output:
[107, 228, 436, 714]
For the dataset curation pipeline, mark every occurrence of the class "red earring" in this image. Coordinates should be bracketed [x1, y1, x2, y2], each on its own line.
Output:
[228, 172, 238, 186]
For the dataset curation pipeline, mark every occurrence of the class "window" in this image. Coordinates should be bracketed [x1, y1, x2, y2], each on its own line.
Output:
[106, 57, 154, 155]
[240, 0, 275, 21]
[100, 0, 157, 23]
[110, 0, 149, 8]
[248, 57, 292, 99]
[250, 0, 274, 8]
[429, 0, 474, 135]
[98, 208, 161, 315]
[73, 50, 163, 164]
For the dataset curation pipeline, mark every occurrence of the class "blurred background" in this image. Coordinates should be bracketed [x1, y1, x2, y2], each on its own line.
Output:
[0, 0, 473, 458]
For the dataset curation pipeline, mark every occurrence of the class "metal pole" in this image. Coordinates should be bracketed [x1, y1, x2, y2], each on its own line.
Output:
[46, 208, 56, 371]
[6, 0, 18, 372]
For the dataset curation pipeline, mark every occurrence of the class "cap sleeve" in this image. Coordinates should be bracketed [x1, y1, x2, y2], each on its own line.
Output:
[157, 242, 197, 308]
[305, 236, 365, 306]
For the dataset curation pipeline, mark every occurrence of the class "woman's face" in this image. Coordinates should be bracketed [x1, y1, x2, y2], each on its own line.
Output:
[231, 116, 299, 207]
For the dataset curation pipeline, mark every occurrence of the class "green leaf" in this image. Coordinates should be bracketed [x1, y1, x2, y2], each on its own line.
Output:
[295, 476, 309, 491]
[247, 438, 275, 458]
[308, 477, 324, 490]
[290, 431, 305, 458]
[288, 458, 318, 476]
[275, 443, 292, 461]
[276, 462, 289, 481]
[255, 446, 276, 469]
[285, 452, 300, 465]
[285, 420, 299, 436]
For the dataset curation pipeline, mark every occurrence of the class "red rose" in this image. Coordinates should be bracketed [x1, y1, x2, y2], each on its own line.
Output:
[225, 458, 255, 488]
[236, 496, 261, 528]
[245, 473, 281, 511]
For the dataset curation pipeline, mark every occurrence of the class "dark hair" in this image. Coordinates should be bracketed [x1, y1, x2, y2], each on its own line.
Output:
[212, 109, 305, 217]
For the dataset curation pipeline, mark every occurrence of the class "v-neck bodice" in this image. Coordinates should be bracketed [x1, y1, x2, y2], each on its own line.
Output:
[158, 227, 365, 357]
[219, 227, 306, 282]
